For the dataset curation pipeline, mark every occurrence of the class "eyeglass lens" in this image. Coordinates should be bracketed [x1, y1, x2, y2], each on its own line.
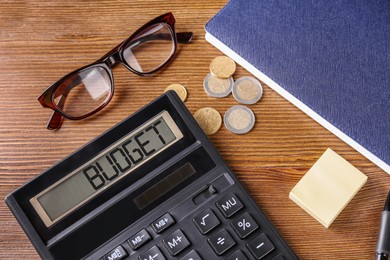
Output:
[51, 22, 175, 119]
[123, 23, 174, 73]
[53, 67, 112, 118]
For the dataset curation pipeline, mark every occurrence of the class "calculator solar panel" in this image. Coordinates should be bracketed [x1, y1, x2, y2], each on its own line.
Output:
[5, 91, 298, 259]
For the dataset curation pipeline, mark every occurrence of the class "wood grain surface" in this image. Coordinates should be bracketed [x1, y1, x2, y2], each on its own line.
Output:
[0, 1, 389, 259]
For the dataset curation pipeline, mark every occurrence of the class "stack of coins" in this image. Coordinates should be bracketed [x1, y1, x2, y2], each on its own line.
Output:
[170, 56, 262, 135]
[201, 55, 262, 134]
[204, 56, 263, 105]
[204, 56, 236, 98]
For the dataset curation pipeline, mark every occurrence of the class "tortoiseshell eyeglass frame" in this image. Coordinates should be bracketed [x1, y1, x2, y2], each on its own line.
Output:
[37, 12, 193, 130]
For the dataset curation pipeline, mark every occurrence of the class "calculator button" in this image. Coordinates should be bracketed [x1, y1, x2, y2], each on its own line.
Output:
[138, 245, 166, 260]
[151, 213, 175, 234]
[163, 229, 191, 256]
[128, 229, 151, 250]
[102, 245, 127, 260]
[225, 250, 248, 260]
[208, 229, 236, 256]
[271, 254, 285, 260]
[231, 212, 259, 238]
[247, 233, 275, 259]
[193, 208, 220, 234]
[179, 250, 202, 260]
[216, 193, 243, 218]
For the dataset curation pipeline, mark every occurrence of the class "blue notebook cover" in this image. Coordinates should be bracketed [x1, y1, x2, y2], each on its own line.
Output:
[205, 0, 390, 174]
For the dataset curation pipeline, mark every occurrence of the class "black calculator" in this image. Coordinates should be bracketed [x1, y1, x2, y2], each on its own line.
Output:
[5, 91, 298, 260]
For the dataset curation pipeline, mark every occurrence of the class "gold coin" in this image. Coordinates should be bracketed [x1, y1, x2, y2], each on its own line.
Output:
[193, 107, 222, 135]
[209, 56, 236, 79]
[164, 83, 188, 102]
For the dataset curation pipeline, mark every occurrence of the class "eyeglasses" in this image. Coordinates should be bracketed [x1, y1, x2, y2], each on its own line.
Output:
[38, 12, 193, 130]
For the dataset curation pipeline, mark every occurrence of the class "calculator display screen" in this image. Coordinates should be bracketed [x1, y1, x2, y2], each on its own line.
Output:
[30, 111, 183, 227]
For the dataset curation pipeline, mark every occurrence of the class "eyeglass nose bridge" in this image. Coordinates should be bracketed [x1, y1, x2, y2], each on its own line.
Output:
[103, 51, 122, 69]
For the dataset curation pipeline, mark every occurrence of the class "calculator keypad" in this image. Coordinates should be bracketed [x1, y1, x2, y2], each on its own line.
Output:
[99, 180, 290, 259]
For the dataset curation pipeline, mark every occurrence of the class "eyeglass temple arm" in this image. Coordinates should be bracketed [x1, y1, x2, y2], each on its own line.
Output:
[176, 32, 193, 43]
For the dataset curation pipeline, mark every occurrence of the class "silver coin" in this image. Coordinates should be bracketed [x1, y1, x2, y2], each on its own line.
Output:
[203, 73, 234, 98]
[224, 105, 255, 134]
[232, 76, 263, 104]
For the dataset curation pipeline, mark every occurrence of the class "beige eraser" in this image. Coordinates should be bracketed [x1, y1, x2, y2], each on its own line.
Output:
[289, 148, 367, 228]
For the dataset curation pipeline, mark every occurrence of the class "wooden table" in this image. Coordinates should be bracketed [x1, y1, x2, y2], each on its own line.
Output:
[1, 1, 389, 259]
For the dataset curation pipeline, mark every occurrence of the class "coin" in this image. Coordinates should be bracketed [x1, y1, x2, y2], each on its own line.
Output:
[193, 107, 222, 135]
[232, 76, 263, 104]
[224, 105, 255, 134]
[164, 83, 188, 102]
[209, 56, 236, 79]
[203, 73, 234, 98]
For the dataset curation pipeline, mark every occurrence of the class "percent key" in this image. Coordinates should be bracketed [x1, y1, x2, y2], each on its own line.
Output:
[231, 212, 259, 238]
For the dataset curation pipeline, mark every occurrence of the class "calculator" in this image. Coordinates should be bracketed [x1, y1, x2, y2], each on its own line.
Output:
[5, 91, 298, 260]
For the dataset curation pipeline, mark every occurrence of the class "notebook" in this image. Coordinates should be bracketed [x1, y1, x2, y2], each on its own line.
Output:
[205, 0, 390, 174]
